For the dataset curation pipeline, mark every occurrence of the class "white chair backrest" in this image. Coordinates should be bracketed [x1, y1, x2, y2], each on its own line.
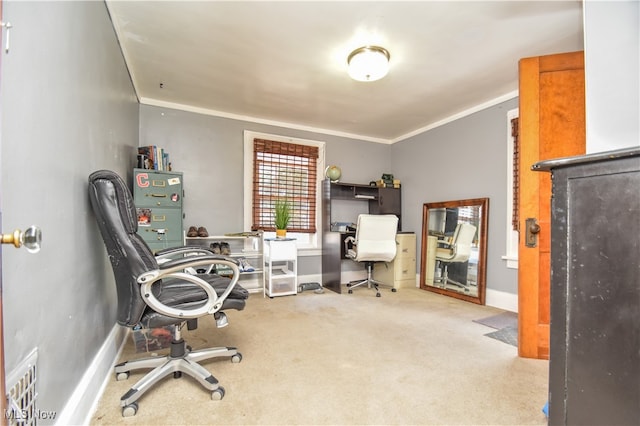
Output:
[450, 222, 477, 261]
[353, 214, 399, 262]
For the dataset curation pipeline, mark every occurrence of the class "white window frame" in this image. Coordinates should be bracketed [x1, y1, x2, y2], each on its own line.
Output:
[243, 130, 325, 255]
[503, 108, 519, 268]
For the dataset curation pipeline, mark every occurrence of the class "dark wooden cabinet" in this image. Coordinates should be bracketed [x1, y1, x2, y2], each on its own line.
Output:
[321, 180, 401, 293]
[534, 148, 640, 426]
[370, 187, 401, 218]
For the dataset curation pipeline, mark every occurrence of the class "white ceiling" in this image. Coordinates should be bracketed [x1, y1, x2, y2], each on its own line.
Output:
[106, 1, 584, 143]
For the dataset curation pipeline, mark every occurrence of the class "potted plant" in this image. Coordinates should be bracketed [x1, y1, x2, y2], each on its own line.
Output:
[274, 198, 291, 238]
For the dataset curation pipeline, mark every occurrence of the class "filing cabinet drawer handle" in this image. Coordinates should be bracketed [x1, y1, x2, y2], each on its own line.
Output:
[147, 193, 167, 198]
[143, 227, 169, 233]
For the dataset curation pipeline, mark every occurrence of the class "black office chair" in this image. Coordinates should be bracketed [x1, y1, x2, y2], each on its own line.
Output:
[88, 170, 249, 417]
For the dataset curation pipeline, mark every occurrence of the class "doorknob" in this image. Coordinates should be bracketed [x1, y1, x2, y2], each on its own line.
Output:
[525, 218, 540, 248]
[1, 225, 42, 253]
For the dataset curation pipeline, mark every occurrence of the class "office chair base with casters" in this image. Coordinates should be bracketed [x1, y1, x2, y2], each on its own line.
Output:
[116, 324, 242, 417]
[346, 261, 397, 297]
[434, 264, 471, 292]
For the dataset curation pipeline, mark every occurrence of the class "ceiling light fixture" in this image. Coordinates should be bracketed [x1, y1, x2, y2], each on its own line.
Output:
[347, 46, 390, 82]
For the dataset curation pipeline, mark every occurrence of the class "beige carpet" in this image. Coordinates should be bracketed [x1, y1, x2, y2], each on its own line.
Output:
[90, 287, 549, 425]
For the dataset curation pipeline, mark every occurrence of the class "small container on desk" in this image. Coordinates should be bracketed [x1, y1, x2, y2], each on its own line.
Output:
[264, 238, 297, 298]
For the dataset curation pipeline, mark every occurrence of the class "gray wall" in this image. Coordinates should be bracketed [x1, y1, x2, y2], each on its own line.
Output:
[139, 104, 392, 277]
[584, 0, 639, 152]
[140, 98, 518, 295]
[1, 1, 137, 421]
[139, 105, 392, 234]
[391, 98, 519, 295]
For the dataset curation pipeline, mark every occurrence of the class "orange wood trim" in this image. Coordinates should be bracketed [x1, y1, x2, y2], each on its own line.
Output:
[539, 50, 585, 72]
[518, 56, 542, 358]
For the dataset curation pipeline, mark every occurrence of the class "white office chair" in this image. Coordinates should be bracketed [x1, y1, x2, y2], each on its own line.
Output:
[434, 222, 477, 290]
[344, 214, 399, 297]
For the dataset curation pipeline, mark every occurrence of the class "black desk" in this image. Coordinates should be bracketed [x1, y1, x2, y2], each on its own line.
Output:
[321, 180, 401, 293]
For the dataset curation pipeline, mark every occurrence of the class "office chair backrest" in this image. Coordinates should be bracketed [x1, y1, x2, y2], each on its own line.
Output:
[353, 214, 399, 262]
[89, 170, 159, 327]
[450, 222, 477, 261]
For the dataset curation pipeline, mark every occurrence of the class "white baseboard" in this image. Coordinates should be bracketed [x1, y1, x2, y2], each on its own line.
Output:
[485, 288, 518, 313]
[297, 273, 324, 285]
[55, 324, 128, 426]
[415, 273, 517, 312]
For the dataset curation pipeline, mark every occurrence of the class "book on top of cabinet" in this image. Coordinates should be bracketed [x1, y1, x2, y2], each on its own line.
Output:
[137, 145, 171, 171]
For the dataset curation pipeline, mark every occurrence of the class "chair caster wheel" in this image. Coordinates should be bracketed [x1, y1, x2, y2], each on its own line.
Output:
[231, 353, 243, 363]
[173, 371, 182, 379]
[211, 386, 225, 400]
[122, 402, 138, 417]
[348, 289, 353, 294]
[116, 371, 129, 381]
[391, 288, 397, 292]
[376, 293, 381, 297]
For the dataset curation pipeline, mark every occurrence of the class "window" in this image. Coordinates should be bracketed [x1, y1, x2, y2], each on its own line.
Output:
[251, 139, 318, 233]
[504, 108, 519, 268]
[243, 131, 325, 252]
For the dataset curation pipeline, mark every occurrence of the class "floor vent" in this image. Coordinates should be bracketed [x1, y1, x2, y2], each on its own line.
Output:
[6, 348, 38, 426]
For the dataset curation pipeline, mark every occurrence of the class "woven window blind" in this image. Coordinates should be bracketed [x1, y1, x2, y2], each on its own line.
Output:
[252, 139, 318, 233]
[511, 117, 520, 231]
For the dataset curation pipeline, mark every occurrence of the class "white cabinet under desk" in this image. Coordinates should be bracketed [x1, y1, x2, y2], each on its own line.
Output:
[264, 238, 297, 298]
[373, 232, 416, 289]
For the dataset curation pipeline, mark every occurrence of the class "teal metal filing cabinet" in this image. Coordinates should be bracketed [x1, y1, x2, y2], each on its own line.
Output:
[133, 168, 184, 253]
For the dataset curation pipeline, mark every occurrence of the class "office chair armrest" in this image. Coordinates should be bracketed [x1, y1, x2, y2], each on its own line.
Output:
[154, 245, 216, 260]
[435, 242, 458, 260]
[436, 239, 452, 249]
[137, 255, 241, 319]
[344, 235, 356, 251]
[155, 246, 225, 273]
[154, 253, 239, 270]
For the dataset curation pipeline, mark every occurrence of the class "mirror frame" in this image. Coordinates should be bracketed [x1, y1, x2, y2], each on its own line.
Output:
[419, 197, 489, 305]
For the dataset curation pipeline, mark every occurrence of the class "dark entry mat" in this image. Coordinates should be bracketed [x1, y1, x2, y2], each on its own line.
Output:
[473, 311, 517, 330]
[474, 312, 518, 347]
[484, 325, 518, 347]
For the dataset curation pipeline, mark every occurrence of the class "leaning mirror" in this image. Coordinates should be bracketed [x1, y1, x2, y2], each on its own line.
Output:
[419, 198, 489, 304]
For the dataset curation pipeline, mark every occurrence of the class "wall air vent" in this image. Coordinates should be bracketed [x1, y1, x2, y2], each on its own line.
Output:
[6, 348, 38, 426]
